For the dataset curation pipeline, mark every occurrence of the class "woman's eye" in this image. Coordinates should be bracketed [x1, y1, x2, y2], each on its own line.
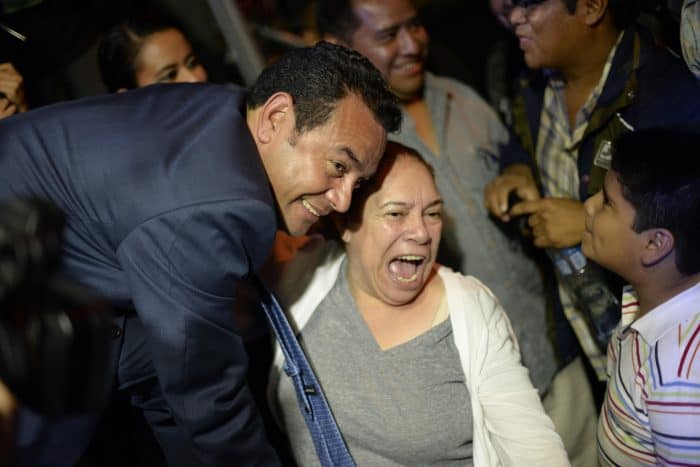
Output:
[426, 211, 442, 223]
[159, 70, 178, 82]
[185, 55, 200, 70]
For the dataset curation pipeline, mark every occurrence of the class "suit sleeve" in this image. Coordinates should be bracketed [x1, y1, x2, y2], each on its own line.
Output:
[116, 198, 280, 466]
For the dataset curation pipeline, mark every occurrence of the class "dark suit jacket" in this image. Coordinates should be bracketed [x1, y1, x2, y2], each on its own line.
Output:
[0, 83, 280, 466]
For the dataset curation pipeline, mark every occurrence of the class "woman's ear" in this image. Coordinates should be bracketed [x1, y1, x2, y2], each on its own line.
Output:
[640, 228, 674, 268]
[332, 214, 352, 244]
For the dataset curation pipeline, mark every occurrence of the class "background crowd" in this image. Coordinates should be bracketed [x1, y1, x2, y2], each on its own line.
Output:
[0, 0, 699, 466]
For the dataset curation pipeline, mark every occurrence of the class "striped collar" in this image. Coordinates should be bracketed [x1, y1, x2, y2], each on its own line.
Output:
[626, 281, 700, 343]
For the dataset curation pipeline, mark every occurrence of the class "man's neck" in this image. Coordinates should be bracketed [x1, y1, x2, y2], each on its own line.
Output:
[557, 28, 621, 127]
[403, 95, 440, 155]
[560, 28, 620, 93]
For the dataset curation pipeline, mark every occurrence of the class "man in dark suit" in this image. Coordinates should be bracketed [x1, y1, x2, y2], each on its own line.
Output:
[0, 42, 400, 467]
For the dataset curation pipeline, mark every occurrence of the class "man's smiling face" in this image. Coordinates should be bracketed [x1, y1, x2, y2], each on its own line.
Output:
[347, 0, 429, 101]
[263, 93, 387, 236]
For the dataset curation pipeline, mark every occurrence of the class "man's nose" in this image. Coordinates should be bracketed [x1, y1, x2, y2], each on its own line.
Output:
[326, 182, 353, 213]
[509, 3, 527, 27]
[398, 27, 421, 54]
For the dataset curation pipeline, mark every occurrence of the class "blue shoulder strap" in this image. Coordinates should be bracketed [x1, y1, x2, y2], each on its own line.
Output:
[255, 276, 355, 467]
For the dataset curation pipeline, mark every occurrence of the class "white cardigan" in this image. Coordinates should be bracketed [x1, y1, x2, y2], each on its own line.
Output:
[267, 239, 569, 467]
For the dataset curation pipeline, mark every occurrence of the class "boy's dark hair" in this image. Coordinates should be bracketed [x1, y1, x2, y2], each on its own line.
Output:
[562, 0, 640, 30]
[247, 41, 401, 135]
[98, 13, 185, 92]
[612, 128, 700, 275]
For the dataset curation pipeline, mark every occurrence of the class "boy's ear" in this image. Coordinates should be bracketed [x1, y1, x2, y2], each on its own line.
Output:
[255, 92, 292, 145]
[640, 228, 674, 268]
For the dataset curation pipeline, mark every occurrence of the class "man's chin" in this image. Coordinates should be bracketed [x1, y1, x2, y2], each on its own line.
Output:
[391, 80, 425, 101]
[280, 218, 314, 238]
[281, 224, 306, 238]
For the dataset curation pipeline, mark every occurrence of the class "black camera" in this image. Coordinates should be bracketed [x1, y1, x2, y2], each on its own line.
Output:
[0, 197, 112, 415]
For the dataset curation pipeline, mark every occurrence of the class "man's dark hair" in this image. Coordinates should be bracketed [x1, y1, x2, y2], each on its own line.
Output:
[316, 0, 361, 44]
[247, 41, 401, 135]
[98, 13, 185, 92]
[612, 128, 700, 275]
[562, 0, 641, 30]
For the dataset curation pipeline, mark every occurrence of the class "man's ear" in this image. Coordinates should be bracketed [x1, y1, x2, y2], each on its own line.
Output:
[254, 92, 292, 145]
[640, 228, 675, 268]
[581, 0, 609, 26]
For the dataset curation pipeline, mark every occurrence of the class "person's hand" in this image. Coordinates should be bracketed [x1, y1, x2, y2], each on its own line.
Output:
[484, 163, 541, 222]
[0, 62, 28, 117]
[0, 98, 18, 119]
[0, 379, 17, 466]
[509, 197, 586, 248]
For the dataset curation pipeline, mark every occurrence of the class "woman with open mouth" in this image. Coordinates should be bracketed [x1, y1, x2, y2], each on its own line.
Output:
[267, 141, 568, 466]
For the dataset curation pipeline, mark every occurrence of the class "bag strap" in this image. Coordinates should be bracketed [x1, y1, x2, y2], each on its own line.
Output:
[254, 276, 355, 467]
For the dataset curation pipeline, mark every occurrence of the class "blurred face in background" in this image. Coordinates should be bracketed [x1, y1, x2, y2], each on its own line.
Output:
[133, 28, 208, 86]
[509, 0, 581, 71]
[346, 0, 429, 101]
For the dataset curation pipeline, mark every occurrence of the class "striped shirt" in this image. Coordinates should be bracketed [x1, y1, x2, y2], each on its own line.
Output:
[536, 33, 624, 381]
[598, 282, 700, 466]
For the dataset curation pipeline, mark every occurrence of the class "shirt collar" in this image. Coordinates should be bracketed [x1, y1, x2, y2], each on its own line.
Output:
[630, 281, 700, 342]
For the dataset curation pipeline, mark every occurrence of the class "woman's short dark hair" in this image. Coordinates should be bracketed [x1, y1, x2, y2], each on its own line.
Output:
[98, 14, 183, 92]
[342, 141, 435, 232]
[612, 127, 700, 275]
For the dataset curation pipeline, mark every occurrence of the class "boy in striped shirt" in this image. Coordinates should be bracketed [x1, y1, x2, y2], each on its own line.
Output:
[582, 127, 700, 465]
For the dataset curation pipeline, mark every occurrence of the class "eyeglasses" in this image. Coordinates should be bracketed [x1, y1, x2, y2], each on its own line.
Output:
[512, 0, 549, 7]
[504, 0, 551, 20]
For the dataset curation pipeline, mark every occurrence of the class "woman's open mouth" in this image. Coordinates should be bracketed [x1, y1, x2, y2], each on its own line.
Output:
[389, 255, 426, 283]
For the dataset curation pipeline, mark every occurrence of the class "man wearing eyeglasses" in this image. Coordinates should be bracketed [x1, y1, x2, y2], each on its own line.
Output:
[485, 0, 700, 464]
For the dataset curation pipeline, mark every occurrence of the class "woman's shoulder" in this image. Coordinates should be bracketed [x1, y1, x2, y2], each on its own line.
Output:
[268, 236, 344, 318]
[438, 265, 511, 330]
[437, 266, 500, 304]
